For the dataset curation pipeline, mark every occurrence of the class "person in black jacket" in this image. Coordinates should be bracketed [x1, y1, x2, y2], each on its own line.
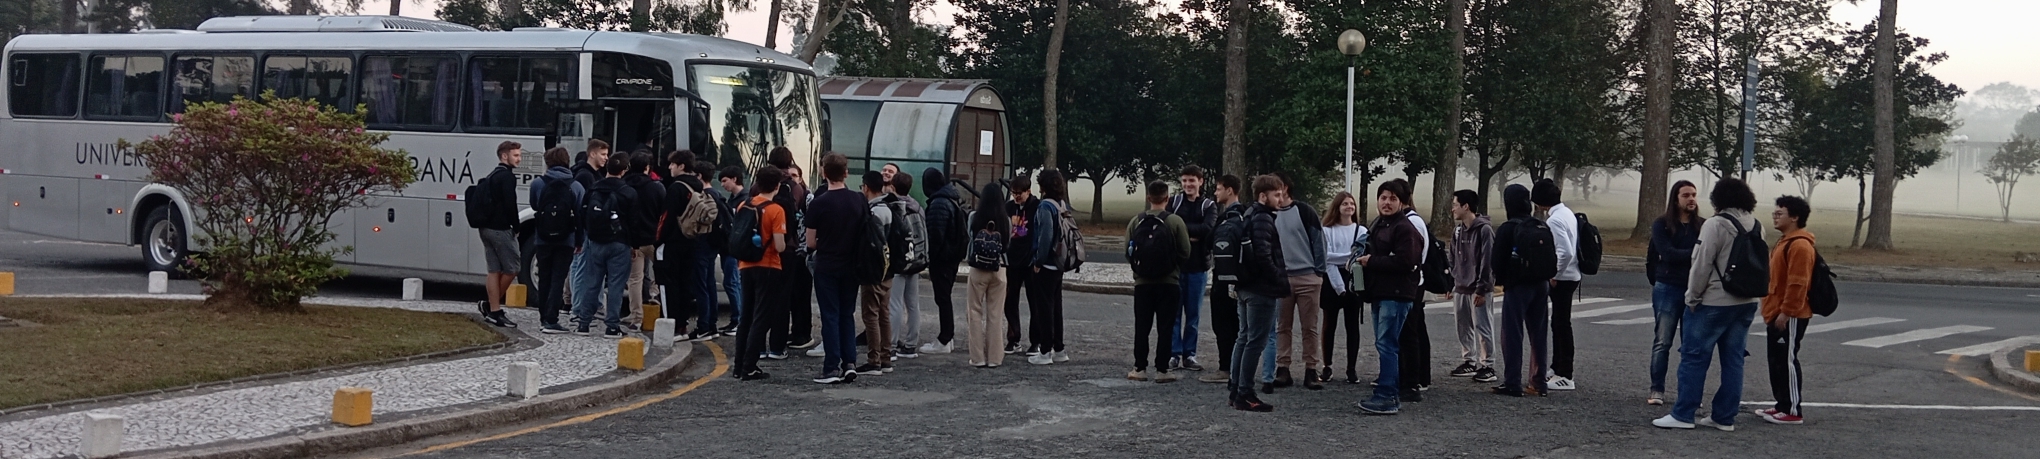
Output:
[572, 139, 610, 192]
[476, 141, 523, 328]
[1200, 175, 1247, 385]
[659, 150, 706, 336]
[1491, 184, 1552, 398]
[1228, 175, 1290, 412]
[1357, 179, 1425, 415]
[1002, 171, 1040, 355]
[573, 155, 639, 338]
[1166, 165, 1218, 371]
[623, 151, 665, 331]
[1643, 180, 1700, 405]
[920, 167, 966, 354]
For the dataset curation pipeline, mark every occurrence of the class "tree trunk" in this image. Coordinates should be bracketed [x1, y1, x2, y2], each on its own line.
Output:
[500, 0, 527, 28]
[1221, 0, 1250, 178]
[1091, 176, 1106, 225]
[631, 0, 650, 31]
[61, 0, 77, 33]
[764, 0, 783, 49]
[1634, 0, 1675, 242]
[288, 0, 313, 15]
[797, 0, 851, 63]
[1429, 0, 1466, 238]
[1041, 0, 1071, 170]
[1852, 176, 1867, 248]
[1864, 0, 1899, 250]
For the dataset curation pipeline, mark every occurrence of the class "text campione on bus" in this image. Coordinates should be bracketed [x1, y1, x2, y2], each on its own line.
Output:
[0, 15, 822, 276]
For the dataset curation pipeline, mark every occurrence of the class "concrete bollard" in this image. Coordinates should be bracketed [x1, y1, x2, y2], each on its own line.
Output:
[81, 412, 124, 459]
[641, 304, 660, 333]
[332, 387, 374, 427]
[507, 361, 540, 399]
[653, 318, 677, 348]
[401, 278, 423, 301]
[2027, 350, 2040, 373]
[0, 271, 16, 295]
[618, 337, 646, 371]
[505, 283, 528, 308]
[147, 271, 168, 294]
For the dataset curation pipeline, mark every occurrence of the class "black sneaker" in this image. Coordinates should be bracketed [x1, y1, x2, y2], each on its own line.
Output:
[1004, 342, 1024, 355]
[476, 300, 488, 315]
[687, 330, 717, 342]
[603, 327, 624, 339]
[739, 370, 771, 381]
[1472, 368, 1499, 383]
[1273, 367, 1294, 388]
[574, 321, 592, 336]
[1181, 356, 1204, 372]
[1237, 393, 1274, 412]
[494, 311, 518, 328]
[813, 372, 843, 384]
[540, 323, 569, 334]
[483, 312, 514, 328]
[1491, 385, 1524, 397]
[854, 364, 884, 376]
[720, 324, 740, 336]
[1450, 362, 1479, 378]
[841, 368, 860, 383]
[1402, 388, 1424, 403]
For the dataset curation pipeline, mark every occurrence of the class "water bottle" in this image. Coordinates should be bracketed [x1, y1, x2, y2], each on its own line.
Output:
[752, 234, 763, 248]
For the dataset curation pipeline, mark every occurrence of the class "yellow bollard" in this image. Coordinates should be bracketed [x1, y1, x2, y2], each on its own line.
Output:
[0, 272, 14, 296]
[618, 337, 646, 371]
[331, 387, 373, 427]
[505, 284, 528, 308]
[641, 304, 660, 333]
[2026, 350, 2040, 373]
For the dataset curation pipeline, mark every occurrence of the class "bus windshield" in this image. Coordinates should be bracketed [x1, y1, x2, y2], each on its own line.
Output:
[690, 64, 819, 173]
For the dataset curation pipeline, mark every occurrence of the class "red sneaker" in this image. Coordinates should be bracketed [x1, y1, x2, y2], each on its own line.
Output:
[1761, 410, 1804, 425]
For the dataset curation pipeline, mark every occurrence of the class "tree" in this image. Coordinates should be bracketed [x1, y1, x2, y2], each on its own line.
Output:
[77, 0, 276, 32]
[1220, 0, 1249, 178]
[819, 0, 951, 77]
[764, 0, 783, 48]
[1428, 0, 1465, 237]
[123, 94, 414, 311]
[2017, 108, 2040, 139]
[1981, 136, 2040, 222]
[795, 0, 852, 62]
[1671, 0, 1833, 181]
[1040, 0, 1070, 169]
[1954, 82, 2039, 141]
[1864, 0, 1897, 250]
[1633, 0, 1675, 240]
[61, 0, 75, 33]
[438, 0, 740, 35]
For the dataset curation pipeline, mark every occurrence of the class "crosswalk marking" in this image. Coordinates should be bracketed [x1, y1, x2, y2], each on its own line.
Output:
[1594, 317, 1656, 325]
[1571, 304, 1652, 318]
[1573, 297, 1622, 306]
[1934, 336, 2040, 356]
[1750, 317, 1908, 335]
[1843, 325, 1993, 348]
[1425, 296, 1620, 313]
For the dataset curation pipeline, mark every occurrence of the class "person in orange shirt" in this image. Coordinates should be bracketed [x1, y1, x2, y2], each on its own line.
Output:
[1759, 195, 1815, 425]
[732, 166, 790, 382]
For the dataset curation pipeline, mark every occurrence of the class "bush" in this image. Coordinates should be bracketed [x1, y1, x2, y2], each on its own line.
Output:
[123, 93, 415, 312]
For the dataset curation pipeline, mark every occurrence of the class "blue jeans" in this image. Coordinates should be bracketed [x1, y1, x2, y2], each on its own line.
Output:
[1173, 271, 1209, 357]
[571, 241, 633, 329]
[1649, 282, 1685, 393]
[694, 244, 720, 329]
[721, 254, 744, 327]
[1261, 328, 1279, 383]
[1230, 290, 1277, 395]
[1672, 302, 1758, 426]
[813, 268, 860, 374]
[1372, 299, 1413, 400]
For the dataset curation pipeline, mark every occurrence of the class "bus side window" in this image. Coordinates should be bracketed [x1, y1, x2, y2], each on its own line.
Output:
[171, 55, 254, 114]
[85, 54, 164, 121]
[8, 54, 81, 118]
[264, 55, 353, 113]
[466, 56, 570, 131]
[360, 55, 456, 128]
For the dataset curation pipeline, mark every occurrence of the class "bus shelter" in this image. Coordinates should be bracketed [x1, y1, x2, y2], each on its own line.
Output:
[819, 77, 1010, 201]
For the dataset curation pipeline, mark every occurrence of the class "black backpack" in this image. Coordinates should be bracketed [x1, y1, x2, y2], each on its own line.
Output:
[1210, 206, 1248, 282]
[534, 177, 578, 243]
[1421, 236, 1453, 294]
[887, 199, 931, 275]
[1576, 212, 1604, 275]
[582, 186, 626, 244]
[1127, 212, 1180, 279]
[1714, 213, 1771, 298]
[1791, 240, 1840, 316]
[1508, 216, 1559, 283]
[463, 165, 506, 229]
[726, 200, 776, 263]
[969, 222, 1006, 271]
[934, 195, 970, 262]
[853, 204, 892, 285]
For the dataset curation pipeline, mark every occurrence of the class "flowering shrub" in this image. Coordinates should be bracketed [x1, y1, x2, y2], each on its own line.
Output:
[122, 93, 415, 311]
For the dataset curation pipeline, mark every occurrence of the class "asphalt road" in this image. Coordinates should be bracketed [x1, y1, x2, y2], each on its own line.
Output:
[2, 229, 2037, 457]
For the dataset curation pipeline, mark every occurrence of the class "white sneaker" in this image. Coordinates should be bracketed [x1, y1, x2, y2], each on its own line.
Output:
[1547, 376, 1577, 391]
[1053, 350, 1071, 363]
[1696, 417, 1735, 432]
[806, 345, 827, 358]
[919, 341, 953, 354]
[1652, 415, 1695, 429]
[1027, 353, 1054, 365]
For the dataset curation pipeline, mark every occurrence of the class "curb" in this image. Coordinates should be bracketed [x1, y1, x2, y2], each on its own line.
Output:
[124, 343, 698, 459]
[1063, 281, 1133, 296]
[1987, 342, 2040, 394]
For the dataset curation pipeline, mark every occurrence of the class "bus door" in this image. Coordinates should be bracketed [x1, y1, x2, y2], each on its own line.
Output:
[596, 98, 676, 160]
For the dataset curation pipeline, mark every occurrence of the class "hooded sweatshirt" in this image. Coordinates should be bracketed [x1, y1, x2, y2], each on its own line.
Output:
[529, 166, 586, 247]
[1451, 214, 1495, 295]
[1762, 228, 1817, 322]
[1491, 184, 1542, 287]
[1273, 201, 1326, 277]
[922, 168, 967, 263]
[1686, 208, 1764, 307]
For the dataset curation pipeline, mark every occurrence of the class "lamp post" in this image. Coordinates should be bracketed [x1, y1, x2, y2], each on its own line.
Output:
[1339, 29, 1367, 194]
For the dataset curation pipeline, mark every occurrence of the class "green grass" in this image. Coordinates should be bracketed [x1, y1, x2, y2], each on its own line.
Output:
[0, 298, 503, 410]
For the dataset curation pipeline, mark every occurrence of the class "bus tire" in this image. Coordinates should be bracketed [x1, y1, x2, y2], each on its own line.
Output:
[142, 206, 192, 279]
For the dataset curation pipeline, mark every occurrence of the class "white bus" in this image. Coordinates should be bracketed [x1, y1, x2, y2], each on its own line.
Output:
[0, 15, 822, 276]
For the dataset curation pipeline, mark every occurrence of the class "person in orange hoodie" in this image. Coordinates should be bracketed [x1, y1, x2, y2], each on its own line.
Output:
[1759, 195, 1816, 426]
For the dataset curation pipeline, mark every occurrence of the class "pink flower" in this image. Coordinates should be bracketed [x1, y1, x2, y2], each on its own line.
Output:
[367, 166, 377, 174]
[170, 114, 182, 122]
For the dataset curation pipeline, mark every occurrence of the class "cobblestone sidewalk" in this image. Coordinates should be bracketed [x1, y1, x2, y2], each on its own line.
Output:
[0, 295, 627, 459]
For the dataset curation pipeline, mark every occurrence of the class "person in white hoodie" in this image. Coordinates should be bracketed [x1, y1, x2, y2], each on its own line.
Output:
[1653, 178, 1764, 432]
[1532, 179, 1581, 391]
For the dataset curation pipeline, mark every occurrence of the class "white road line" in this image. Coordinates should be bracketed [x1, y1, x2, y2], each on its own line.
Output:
[1571, 304, 1652, 318]
[1428, 297, 1621, 313]
[1843, 325, 1994, 348]
[1574, 297, 1622, 306]
[1935, 336, 2040, 356]
[1594, 317, 1655, 325]
[1751, 317, 1909, 336]
[1741, 401, 2040, 411]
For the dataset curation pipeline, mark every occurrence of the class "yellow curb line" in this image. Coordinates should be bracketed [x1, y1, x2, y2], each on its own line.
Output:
[394, 341, 730, 457]
[1944, 354, 2040, 403]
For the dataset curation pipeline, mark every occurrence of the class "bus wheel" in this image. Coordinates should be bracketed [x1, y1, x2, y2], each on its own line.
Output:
[143, 206, 191, 278]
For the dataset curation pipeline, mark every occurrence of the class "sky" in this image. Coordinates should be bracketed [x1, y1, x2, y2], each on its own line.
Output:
[354, 0, 2038, 95]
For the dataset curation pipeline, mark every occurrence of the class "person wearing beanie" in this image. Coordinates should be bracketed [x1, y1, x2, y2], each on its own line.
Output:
[1532, 178, 1582, 392]
[1490, 184, 1553, 397]
[920, 168, 968, 354]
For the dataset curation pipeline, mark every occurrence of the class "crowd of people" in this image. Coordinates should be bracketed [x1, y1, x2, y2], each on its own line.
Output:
[469, 142, 1828, 428]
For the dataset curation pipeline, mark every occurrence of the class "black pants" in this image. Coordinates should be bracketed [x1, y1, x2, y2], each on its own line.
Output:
[1004, 265, 1033, 348]
[1501, 282, 1551, 392]
[930, 258, 962, 345]
[533, 244, 574, 327]
[1133, 283, 1180, 371]
[658, 244, 698, 332]
[771, 253, 814, 352]
[1399, 302, 1432, 391]
[1767, 316, 1809, 416]
[734, 267, 787, 375]
[1321, 277, 1364, 376]
[1209, 281, 1240, 370]
[1550, 280, 1581, 379]
[1027, 269, 1065, 353]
